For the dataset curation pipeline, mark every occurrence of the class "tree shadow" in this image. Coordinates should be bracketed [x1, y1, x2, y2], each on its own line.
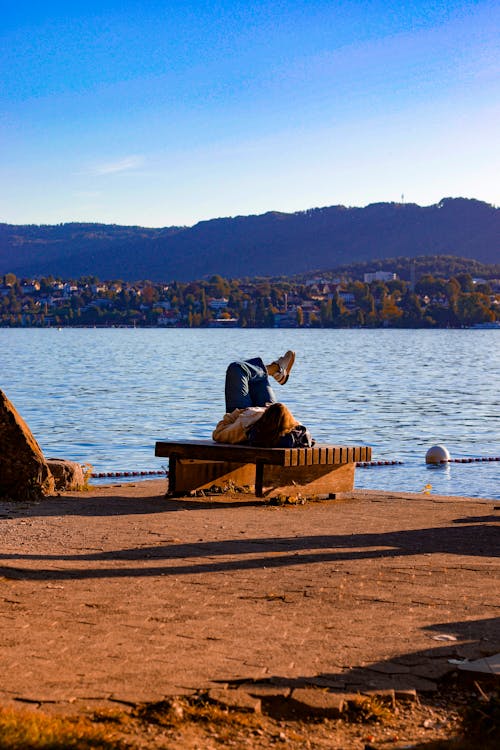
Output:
[258, 629, 497, 693]
[0, 491, 264, 519]
[452, 514, 499, 524]
[226, 615, 500, 706]
[0, 522, 497, 581]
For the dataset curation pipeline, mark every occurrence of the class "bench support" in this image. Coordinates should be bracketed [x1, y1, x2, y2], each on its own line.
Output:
[257, 462, 355, 497]
[169, 456, 355, 498]
[169, 456, 255, 495]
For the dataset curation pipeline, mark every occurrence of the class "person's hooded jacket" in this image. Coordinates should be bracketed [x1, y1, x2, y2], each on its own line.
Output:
[212, 406, 267, 444]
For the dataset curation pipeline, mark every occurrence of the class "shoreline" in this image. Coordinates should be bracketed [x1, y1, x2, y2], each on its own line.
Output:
[86, 477, 500, 503]
[2, 323, 499, 329]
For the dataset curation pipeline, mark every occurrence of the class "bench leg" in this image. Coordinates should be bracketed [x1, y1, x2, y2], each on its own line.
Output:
[260, 462, 356, 498]
[168, 458, 255, 495]
[255, 460, 264, 497]
[167, 453, 179, 495]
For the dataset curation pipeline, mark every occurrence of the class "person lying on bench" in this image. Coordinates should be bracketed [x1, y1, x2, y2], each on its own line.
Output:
[212, 352, 313, 448]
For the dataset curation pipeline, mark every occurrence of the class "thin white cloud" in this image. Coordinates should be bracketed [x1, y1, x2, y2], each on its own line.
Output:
[89, 155, 145, 176]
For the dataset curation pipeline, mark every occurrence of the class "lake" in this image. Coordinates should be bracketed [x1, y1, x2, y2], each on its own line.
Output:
[1, 328, 499, 499]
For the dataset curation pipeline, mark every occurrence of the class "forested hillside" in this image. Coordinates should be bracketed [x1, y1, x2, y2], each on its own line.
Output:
[0, 198, 498, 281]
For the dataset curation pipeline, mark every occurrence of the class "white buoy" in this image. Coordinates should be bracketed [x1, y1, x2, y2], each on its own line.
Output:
[426, 445, 451, 464]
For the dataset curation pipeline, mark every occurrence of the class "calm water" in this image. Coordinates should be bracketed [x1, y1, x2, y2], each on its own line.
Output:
[1, 328, 499, 499]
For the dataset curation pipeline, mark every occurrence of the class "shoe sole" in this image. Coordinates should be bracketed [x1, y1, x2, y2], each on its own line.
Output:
[277, 350, 295, 385]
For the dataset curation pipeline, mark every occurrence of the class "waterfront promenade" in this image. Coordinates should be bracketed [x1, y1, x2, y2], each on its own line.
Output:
[0, 480, 498, 717]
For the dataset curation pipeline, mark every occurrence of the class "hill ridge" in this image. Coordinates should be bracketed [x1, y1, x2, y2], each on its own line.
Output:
[1, 197, 498, 281]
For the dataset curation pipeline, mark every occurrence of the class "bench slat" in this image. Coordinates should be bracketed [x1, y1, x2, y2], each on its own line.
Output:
[155, 439, 371, 466]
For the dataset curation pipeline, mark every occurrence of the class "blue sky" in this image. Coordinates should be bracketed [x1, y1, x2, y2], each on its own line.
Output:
[1, 1, 498, 226]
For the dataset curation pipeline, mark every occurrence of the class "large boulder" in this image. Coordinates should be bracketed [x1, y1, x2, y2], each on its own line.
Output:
[46, 458, 85, 490]
[0, 389, 55, 500]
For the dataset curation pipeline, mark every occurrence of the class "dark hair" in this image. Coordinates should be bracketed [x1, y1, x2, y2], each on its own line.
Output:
[248, 402, 298, 448]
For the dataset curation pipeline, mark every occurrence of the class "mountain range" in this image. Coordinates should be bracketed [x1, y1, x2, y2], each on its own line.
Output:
[0, 197, 498, 281]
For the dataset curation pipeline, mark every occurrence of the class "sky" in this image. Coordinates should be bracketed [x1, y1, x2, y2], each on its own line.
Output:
[1, 0, 499, 227]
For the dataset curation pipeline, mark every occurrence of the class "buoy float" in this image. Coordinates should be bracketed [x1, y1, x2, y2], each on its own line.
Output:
[425, 445, 451, 464]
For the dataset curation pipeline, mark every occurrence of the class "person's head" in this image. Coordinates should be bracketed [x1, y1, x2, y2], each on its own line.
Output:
[249, 402, 298, 448]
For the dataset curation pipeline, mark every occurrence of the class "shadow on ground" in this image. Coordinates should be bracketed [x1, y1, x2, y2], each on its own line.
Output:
[0, 516, 498, 581]
[0, 492, 266, 518]
[221, 616, 499, 697]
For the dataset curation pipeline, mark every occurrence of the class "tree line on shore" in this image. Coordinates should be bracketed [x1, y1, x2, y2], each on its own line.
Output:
[1, 261, 498, 329]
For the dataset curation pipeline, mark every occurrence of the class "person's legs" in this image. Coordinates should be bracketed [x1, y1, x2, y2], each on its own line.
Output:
[225, 357, 277, 412]
[248, 357, 277, 408]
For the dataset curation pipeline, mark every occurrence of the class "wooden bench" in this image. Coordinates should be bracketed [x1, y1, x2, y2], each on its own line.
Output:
[155, 440, 372, 498]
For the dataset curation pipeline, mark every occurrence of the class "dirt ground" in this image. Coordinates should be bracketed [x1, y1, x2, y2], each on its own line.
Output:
[1, 683, 480, 749]
[0, 480, 498, 748]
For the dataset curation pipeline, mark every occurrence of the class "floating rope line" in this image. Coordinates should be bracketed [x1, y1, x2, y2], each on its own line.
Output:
[441, 457, 500, 463]
[358, 456, 500, 468]
[356, 460, 404, 468]
[94, 464, 404, 475]
[89, 455, 499, 478]
[90, 470, 168, 478]
[93, 464, 402, 476]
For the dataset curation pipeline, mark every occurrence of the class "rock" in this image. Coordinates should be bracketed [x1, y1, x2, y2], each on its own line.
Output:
[0, 389, 54, 500]
[207, 688, 261, 713]
[47, 459, 85, 490]
[289, 687, 344, 717]
[236, 682, 291, 697]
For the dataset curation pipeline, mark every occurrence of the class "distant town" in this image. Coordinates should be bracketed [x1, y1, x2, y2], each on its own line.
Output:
[1, 268, 498, 328]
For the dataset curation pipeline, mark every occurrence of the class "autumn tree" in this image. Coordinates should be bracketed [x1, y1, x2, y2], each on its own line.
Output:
[3, 273, 17, 287]
[207, 275, 230, 298]
[141, 285, 158, 306]
[455, 273, 474, 293]
[380, 291, 403, 325]
[455, 293, 494, 326]
[399, 289, 423, 325]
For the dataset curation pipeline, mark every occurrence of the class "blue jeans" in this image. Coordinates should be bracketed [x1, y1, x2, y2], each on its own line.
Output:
[225, 357, 277, 412]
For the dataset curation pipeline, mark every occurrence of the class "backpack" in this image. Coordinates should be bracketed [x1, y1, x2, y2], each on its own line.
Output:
[276, 425, 315, 448]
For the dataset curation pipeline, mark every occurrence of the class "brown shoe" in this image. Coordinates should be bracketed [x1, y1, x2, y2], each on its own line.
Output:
[272, 350, 295, 385]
